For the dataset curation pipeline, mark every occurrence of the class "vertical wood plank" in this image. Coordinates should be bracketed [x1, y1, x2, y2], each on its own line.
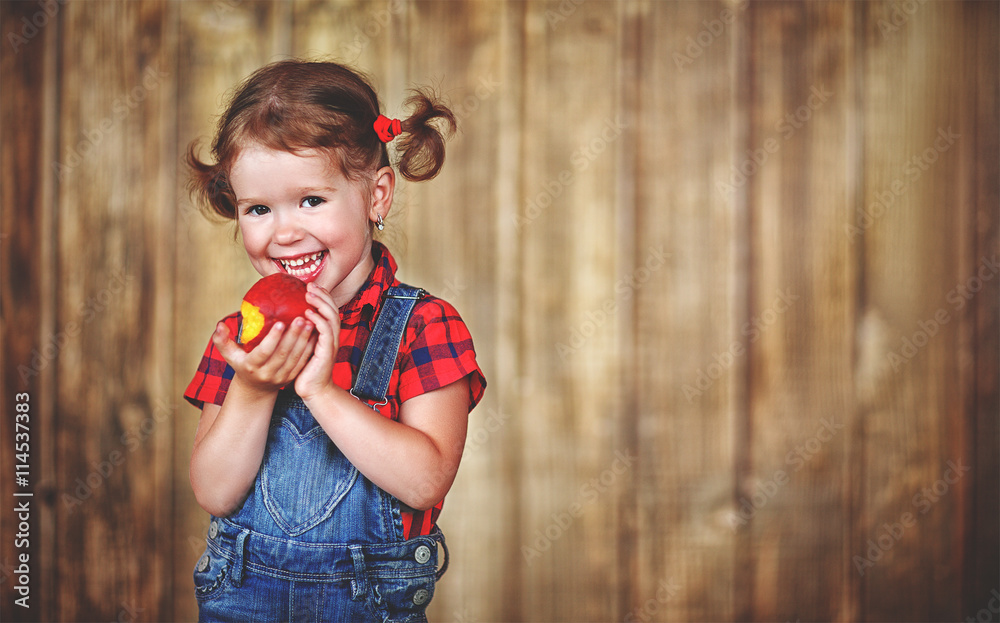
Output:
[855, 1, 974, 620]
[401, 2, 508, 620]
[0, 1, 59, 620]
[742, 2, 855, 621]
[53, 1, 176, 620]
[613, 0, 642, 619]
[488, 3, 528, 621]
[958, 1, 1000, 615]
[512, 1, 626, 620]
[629, 1, 743, 620]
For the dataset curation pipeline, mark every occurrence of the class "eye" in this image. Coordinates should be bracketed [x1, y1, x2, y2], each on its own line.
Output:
[245, 204, 270, 216]
[301, 196, 325, 208]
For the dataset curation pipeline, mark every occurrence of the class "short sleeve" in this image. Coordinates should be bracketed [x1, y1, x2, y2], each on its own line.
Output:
[396, 296, 486, 411]
[183, 314, 240, 409]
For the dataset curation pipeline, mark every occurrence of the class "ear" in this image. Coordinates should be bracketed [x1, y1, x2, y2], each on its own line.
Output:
[369, 166, 395, 224]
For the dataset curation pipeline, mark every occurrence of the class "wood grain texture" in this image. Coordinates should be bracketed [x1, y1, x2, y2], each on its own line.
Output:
[959, 2, 1000, 615]
[0, 1, 996, 621]
[398, 2, 509, 620]
[0, 1, 57, 621]
[49, 2, 176, 620]
[630, 1, 742, 621]
[742, 2, 855, 620]
[515, 1, 627, 619]
[856, 2, 969, 620]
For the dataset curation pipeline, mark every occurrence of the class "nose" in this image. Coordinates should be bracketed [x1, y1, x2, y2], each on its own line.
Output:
[272, 210, 304, 245]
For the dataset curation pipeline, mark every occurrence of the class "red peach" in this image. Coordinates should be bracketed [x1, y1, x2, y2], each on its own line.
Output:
[238, 273, 317, 352]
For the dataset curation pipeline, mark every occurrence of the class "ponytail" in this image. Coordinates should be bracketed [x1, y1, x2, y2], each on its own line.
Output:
[397, 89, 456, 182]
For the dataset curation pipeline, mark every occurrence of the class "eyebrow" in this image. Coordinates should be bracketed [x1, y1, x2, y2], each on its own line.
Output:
[299, 186, 337, 195]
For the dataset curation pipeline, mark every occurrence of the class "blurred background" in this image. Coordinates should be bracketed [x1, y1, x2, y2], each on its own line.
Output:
[1, 1, 997, 621]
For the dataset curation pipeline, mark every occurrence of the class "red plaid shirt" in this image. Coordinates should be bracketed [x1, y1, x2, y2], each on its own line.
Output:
[184, 242, 486, 538]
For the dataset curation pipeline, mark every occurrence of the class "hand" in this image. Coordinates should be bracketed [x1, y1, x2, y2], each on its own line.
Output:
[295, 282, 341, 401]
[212, 314, 317, 395]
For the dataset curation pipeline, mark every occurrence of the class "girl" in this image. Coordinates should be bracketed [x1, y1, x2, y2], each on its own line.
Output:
[184, 60, 486, 622]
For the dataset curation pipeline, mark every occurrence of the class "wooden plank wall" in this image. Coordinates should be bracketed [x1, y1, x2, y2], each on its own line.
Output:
[1, 1, 996, 621]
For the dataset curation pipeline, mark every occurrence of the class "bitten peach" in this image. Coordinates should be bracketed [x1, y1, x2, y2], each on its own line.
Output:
[237, 274, 317, 352]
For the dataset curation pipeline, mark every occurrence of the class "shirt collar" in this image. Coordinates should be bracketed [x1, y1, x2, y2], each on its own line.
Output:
[339, 241, 399, 327]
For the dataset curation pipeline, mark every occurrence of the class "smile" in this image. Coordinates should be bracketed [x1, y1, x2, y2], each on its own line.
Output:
[274, 251, 326, 281]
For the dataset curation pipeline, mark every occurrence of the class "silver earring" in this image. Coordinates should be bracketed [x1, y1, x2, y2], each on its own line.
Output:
[375, 214, 385, 231]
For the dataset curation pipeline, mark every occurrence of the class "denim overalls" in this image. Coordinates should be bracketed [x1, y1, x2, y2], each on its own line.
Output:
[194, 286, 447, 622]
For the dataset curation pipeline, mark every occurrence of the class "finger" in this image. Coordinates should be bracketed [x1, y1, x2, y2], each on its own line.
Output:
[211, 322, 246, 366]
[305, 309, 339, 355]
[295, 332, 332, 396]
[306, 283, 340, 323]
[288, 332, 319, 379]
[271, 317, 315, 378]
[248, 320, 287, 362]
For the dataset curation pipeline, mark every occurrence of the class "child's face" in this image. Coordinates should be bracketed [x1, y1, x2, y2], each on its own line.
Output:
[229, 143, 380, 306]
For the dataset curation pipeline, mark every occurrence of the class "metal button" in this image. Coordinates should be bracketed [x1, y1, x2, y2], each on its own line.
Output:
[197, 554, 210, 572]
[209, 521, 219, 539]
[414, 545, 431, 564]
[412, 588, 430, 605]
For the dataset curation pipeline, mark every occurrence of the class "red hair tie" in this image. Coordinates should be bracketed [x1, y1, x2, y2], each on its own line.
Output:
[374, 114, 402, 143]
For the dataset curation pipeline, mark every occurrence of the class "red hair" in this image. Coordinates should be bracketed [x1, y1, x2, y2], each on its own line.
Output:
[187, 60, 456, 220]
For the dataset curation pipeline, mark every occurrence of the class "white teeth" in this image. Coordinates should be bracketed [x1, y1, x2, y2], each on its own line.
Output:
[278, 251, 324, 276]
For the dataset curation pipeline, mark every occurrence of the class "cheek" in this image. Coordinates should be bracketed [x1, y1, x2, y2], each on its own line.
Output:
[325, 216, 368, 246]
[239, 224, 270, 258]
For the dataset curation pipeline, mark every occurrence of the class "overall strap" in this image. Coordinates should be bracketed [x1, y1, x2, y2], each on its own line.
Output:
[350, 284, 425, 409]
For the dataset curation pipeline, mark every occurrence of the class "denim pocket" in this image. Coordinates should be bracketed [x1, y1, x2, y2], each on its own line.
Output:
[261, 415, 359, 536]
[193, 549, 230, 602]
